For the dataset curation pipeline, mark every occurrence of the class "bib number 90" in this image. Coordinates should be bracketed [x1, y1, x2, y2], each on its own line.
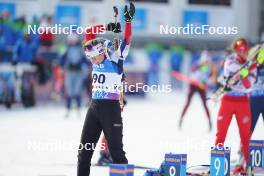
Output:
[93, 73, 106, 84]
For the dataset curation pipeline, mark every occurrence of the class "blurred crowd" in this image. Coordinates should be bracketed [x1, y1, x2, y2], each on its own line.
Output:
[0, 10, 225, 110]
[0, 10, 92, 110]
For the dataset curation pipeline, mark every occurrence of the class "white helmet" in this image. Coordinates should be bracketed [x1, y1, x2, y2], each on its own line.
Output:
[83, 38, 112, 59]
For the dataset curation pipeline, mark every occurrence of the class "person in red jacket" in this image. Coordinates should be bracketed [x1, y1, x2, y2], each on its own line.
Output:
[39, 15, 54, 47]
[214, 38, 257, 174]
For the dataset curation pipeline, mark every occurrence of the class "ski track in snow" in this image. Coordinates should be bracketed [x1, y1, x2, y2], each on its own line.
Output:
[0, 92, 263, 176]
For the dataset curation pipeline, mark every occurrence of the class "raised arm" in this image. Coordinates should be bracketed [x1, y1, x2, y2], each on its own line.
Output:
[124, 21, 132, 45]
[118, 3, 135, 59]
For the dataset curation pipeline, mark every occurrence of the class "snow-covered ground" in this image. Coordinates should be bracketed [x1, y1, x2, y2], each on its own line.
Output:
[0, 92, 263, 176]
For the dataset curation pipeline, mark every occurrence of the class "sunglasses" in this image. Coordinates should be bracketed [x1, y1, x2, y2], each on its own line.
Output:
[84, 44, 93, 51]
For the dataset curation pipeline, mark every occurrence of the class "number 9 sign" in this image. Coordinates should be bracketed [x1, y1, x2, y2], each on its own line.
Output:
[210, 147, 230, 176]
[164, 154, 182, 176]
[214, 158, 221, 175]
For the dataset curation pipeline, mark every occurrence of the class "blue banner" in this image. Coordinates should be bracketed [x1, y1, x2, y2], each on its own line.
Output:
[182, 10, 208, 27]
[55, 5, 81, 27]
[0, 2, 15, 19]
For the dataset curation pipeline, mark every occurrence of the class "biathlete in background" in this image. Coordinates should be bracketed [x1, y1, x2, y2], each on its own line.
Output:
[237, 44, 264, 171]
[179, 50, 217, 131]
[60, 33, 88, 118]
[77, 3, 135, 176]
[214, 38, 257, 175]
[249, 45, 264, 135]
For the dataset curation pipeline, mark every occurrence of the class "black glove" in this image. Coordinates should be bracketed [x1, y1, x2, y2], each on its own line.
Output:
[106, 22, 122, 33]
[124, 2, 135, 22]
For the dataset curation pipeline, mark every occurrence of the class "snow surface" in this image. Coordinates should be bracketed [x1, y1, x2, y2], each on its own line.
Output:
[0, 92, 263, 176]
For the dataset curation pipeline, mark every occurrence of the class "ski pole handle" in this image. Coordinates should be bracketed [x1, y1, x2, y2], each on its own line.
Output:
[113, 6, 118, 23]
[113, 38, 120, 51]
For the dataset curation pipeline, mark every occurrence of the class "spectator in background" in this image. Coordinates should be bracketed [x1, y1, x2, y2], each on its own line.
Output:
[60, 33, 88, 118]
[37, 15, 57, 84]
[0, 66, 15, 108]
[146, 43, 163, 85]
[13, 32, 38, 107]
[169, 45, 185, 89]
[29, 15, 40, 50]
[0, 23, 15, 108]
[12, 16, 27, 45]
[0, 12, 30, 62]
[39, 15, 54, 48]
[2, 14, 27, 47]
[0, 26, 6, 48]
[50, 61, 64, 101]
[0, 10, 15, 108]
[13, 33, 37, 64]
[1, 10, 14, 47]
[0, 26, 8, 62]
